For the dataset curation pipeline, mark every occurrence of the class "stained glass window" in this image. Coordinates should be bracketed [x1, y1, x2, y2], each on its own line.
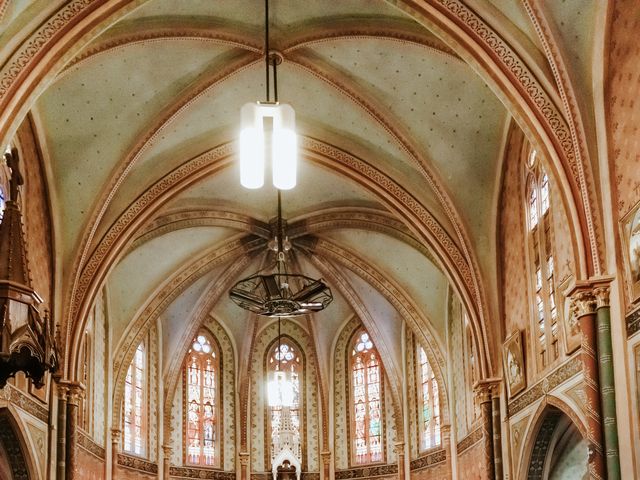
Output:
[124, 342, 145, 455]
[526, 152, 561, 371]
[185, 333, 219, 466]
[418, 346, 441, 450]
[351, 331, 383, 465]
[268, 339, 301, 461]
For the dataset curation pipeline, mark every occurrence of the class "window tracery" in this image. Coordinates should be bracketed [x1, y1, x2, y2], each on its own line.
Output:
[184, 332, 219, 466]
[123, 342, 146, 456]
[417, 346, 441, 450]
[267, 338, 302, 463]
[350, 330, 383, 465]
[525, 150, 560, 370]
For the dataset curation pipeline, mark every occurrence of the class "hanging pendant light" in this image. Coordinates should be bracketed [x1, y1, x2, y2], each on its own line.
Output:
[239, 0, 297, 190]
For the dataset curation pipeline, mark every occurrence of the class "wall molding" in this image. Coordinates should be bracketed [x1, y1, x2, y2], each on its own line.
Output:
[335, 464, 398, 479]
[456, 427, 482, 454]
[0, 384, 48, 422]
[117, 453, 158, 474]
[409, 448, 447, 470]
[78, 430, 105, 459]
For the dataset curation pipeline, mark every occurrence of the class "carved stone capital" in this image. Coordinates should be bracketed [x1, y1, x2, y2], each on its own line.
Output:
[393, 442, 405, 456]
[239, 451, 250, 467]
[474, 378, 501, 402]
[111, 428, 122, 444]
[162, 445, 173, 457]
[321, 451, 332, 465]
[593, 286, 610, 309]
[570, 291, 597, 318]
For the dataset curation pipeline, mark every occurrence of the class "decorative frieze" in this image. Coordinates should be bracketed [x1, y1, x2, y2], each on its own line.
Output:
[456, 427, 482, 454]
[570, 291, 597, 318]
[78, 431, 105, 459]
[0, 383, 48, 422]
[508, 356, 581, 416]
[626, 306, 640, 338]
[169, 466, 235, 480]
[117, 453, 158, 474]
[409, 449, 446, 471]
[335, 464, 398, 479]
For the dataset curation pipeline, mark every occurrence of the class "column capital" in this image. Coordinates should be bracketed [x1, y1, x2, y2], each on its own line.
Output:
[111, 428, 122, 443]
[239, 451, 250, 467]
[474, 378, 501, 401]
[320, 451, 332, 465]
[593, 286, 610, 309]
[58, 380, 83, 404]
[569, 290, 597, 318]
[393, 442, 405, 455]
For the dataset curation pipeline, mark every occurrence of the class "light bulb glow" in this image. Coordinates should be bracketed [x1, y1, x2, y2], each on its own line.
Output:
[238, 102, 297, 190]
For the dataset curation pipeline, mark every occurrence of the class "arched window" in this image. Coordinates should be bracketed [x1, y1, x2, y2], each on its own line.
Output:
[78, 329, 92, 432]
[124, 342, 146, 455]
[185, 332, 219, 466]
[0, 144, 12, 223]
[525, 151, 560, 370]
[267, 338, 302, 462]
[417, 346, 441, 450]
[350, 330, 383, 465]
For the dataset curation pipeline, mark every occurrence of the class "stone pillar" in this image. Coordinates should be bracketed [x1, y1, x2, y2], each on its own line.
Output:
[239, 451, 250, 480]
[65, 382, 83, 480]
[394, 442, 405, 480]
[162, 445, 173, 480]
[111, 428, 121, 479]
[440, 425, 452, 477]
[56, 382, 69, 480]
[594, 285, 621, 480]
[475, 383, 494, 480]
[572, 290, 605, 480]
[321, 451, 332, 480]
[491, 387, 503, 480]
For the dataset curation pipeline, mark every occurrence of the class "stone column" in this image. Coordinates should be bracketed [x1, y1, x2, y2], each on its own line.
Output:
[56, 382, 69, 480]
[440, 425, 452, 477]
[239, 451, 250, 480]
[594, 285, 621, 480]
[491, 386, 503, 480]
[572, 290, 605, 480]
[162, 445, 173, 480]
[65, 382, 83, 480]
[111, 428, 121, 479]
[321, 451, 332, 480]
[394, 442, 405, 480]
[475, 383, 494, 480]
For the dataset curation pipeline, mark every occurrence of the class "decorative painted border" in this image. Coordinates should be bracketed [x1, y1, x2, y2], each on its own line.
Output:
[117, 453, 158, 473]
[626, 305, 640, 339]
[456, 427, 482, 454]
[409, 448, 446, 470]
[0, 384, 48, 422]
[335, 463, 398, 479]
[507, 355, 581, 416]
[78, 431, 106, 459]
[169, 466, 235, 480]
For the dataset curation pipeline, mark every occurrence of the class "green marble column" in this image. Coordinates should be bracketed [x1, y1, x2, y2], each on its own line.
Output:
[594, 286, 621, 480]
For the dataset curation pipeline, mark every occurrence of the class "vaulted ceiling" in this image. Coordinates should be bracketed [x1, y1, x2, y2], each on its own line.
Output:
[0, 0, 601, 389]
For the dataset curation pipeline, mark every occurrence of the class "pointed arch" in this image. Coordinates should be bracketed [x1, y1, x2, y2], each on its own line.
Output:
[0, 407, 36, 480]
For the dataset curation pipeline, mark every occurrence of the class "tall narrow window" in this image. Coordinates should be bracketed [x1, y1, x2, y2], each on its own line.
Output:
[79, 330, 92, 432]
[0, 185, 5, 222]
[124, 342, 145, 455]
[417, 346, 441, 450]
[185, 333, 219, 466]
[267, 338, 302, 462]
[526, 151, 560, 370]
[350, 331, 383, 465]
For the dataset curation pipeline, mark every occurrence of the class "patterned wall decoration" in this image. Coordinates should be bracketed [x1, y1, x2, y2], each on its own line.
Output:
[409, 448, 446, 471]
[93, 288, 106, 445]
[250, 320, 319, 473]
[627, 306, 640, 338]
[509, 415, 531, 474]
[406, 332, 418, 460]
[0, 384, 48, 423]
[149, 323, 159, 460]
[23, 418, 46, 479]
[167, 316, 235, 471]
[447, 293, 468, 437]
[170, 465, 236, 480]
[79, 430, 106, 459]
[118, 452, 158, 473]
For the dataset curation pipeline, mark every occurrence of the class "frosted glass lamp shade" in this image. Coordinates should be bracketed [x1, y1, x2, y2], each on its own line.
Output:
[238, 102, 297, 190]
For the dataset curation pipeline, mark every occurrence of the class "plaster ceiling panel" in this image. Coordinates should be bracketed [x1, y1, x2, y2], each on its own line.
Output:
[107, 226, 235, 344]
[484, 0, 543, 51]
[36, 40, 236, 266]
[164, 162, 383, 222]
[545, 0, 597, 109]
[294, 254, 354, 377]
[0, 0, 34, 35]
[125, 0, 407, 27]
[340, 268, 403, 378]
[160, 267, 223, 367]
[308, 39, 507, 257]
[326, 229, 447, 341]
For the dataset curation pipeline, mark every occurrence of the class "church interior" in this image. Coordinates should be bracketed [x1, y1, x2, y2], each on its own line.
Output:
[0, 1, 639, 479]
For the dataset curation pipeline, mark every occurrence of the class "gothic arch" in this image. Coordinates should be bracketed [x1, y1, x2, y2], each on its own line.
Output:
[0, 407, 37, 480]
